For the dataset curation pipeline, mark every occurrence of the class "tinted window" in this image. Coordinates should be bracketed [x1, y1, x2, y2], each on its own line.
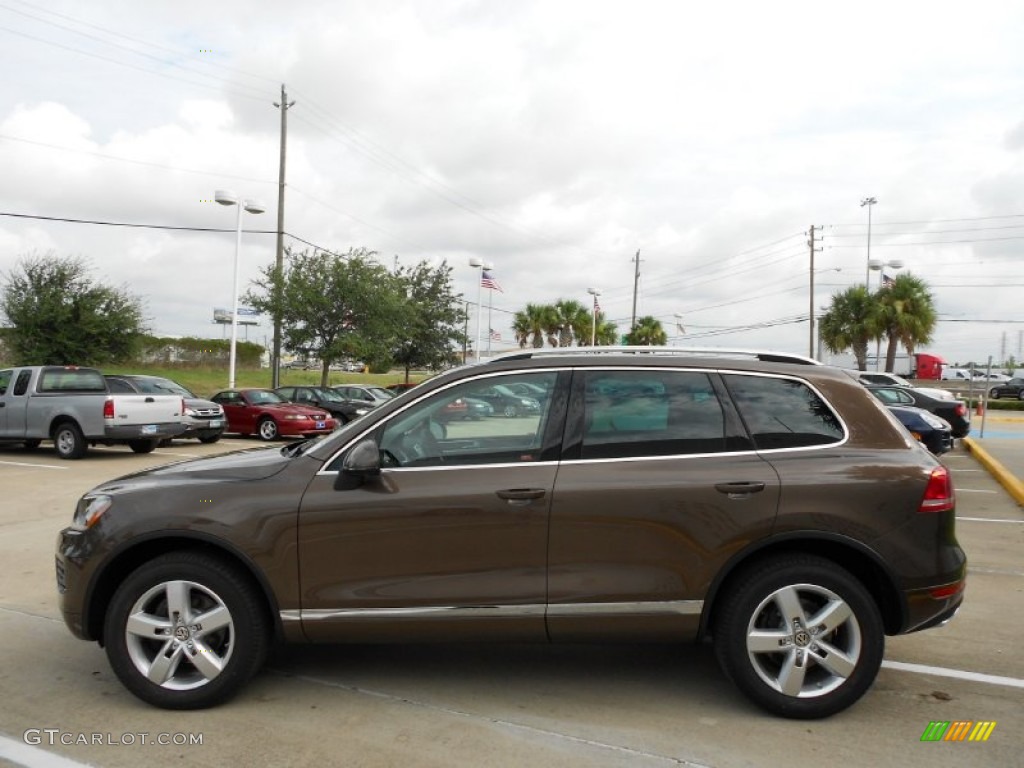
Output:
[106, 378, 135, 393]
[373, 372, 559, 468]
[724, 374, 844, 450]
[13, 370, 31, 396]
[581, 370, 727, 459]
[0, 369, 11, 396]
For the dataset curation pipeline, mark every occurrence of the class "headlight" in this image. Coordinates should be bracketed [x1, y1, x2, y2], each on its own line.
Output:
[184, 407, 197, 417]
[921, 412, 947, 429]
[355, 408, 369, 416]
[73, 495, 112, 529]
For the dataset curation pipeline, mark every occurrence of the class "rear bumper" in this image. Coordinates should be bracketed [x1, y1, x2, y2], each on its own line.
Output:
[104, 422, 187, 441]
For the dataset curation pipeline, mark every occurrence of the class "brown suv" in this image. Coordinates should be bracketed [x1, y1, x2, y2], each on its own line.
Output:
[56, 349, 966, 717]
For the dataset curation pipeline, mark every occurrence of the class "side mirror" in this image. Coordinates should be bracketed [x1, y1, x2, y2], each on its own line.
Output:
[335, 438, 381, 490]
[342, 438, 381, 476]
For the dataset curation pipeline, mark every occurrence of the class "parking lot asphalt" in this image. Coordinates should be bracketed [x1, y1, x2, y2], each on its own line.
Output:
[0, 435, 1021, 768]
[963, 411, 1024, 506]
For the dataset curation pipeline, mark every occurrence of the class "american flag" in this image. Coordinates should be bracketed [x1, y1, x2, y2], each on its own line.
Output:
[881, 273, 895, 288]
[481, 269, 503, 292]
[593, 296, 602, 313]
[489, 328, 501, 342]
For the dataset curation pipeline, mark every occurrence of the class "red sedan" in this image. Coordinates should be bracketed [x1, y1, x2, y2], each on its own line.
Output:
[210, 388, 336, 441]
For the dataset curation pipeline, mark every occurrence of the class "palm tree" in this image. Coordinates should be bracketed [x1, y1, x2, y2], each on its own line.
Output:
[625, 315, 668, 346]
[595, 316, 619, 346]
[551, 299, 590, 346]
[818, 285, 882, 370]
[512, 303, 548, 348]
[876, 273, 936, 372]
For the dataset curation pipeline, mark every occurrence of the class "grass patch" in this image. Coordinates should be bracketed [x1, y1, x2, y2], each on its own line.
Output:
[102, 365, 430, 399]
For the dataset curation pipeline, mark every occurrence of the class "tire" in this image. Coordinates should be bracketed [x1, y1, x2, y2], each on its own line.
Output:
[102, 551, 269, 710]
[1018, 391, 1024, 402]
[129, 439, 158, 454]
[257, 417, 279, 441]
[713, 555, 884, 719]
[989, 388, 1000, 400]
[503, 404, 518, 418]
[22, 439, 41, 451]
[198, 433, 222, 444]
[53, 422, 87, 460]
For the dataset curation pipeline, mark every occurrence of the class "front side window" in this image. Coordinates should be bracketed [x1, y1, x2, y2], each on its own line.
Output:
[723, 374, 844, 450]
[372, 372, 560, 469]
[580, 370, 727, 459]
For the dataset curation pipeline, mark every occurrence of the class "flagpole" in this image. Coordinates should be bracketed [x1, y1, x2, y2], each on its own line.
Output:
[487, 286, 494, 357]
[469, 257, 484, 362]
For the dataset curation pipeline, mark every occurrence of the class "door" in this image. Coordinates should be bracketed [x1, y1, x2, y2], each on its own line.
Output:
[547, 368, 781, 641]
[296, 370, 568, 642]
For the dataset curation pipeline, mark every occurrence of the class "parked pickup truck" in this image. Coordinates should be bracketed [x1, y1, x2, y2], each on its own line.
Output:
[0, 365, 186, 459]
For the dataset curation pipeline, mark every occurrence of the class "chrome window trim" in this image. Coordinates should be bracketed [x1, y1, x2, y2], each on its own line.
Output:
[280, 600, 703, 623]
[317, 367, 570, 476]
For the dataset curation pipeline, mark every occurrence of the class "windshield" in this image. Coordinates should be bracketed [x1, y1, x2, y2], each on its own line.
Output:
[248, 390, 284, 405]
[365, 387, 395, 399]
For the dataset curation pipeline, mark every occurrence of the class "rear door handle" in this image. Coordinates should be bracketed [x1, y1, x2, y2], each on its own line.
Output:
[715, 481, 766, 497]
[496, 488, 547, 505]
[145, 397, 155, 403]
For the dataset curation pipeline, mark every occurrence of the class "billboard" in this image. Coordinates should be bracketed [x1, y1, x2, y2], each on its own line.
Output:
[213, 307, 260, 326]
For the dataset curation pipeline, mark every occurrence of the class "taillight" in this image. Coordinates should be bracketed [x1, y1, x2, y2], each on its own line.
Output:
[181, 397, 186, 416]
[955, 402, 966, 417]
[919, 466, 954, 513]
[103, 399, 115, 419]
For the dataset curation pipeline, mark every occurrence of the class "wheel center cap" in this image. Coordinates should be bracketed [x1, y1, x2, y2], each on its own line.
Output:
[794, 630, 811, 647]
[174, 626, 191, 642]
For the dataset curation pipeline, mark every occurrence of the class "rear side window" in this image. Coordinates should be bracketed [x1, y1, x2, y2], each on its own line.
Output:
[38, 368, 106, 393]
[723, 374, 844, 450]
[581, 370, 727, 459]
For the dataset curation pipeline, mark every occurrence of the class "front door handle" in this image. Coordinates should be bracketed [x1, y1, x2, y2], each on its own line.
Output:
[496, 488, 547, 505]
[715, 481, 766, 497]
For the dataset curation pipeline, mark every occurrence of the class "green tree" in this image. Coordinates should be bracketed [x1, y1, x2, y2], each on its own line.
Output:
[876, 273, 937, 372]
[0, 253, 147, 365]
[818, 285, 881, 370]
[391, 260, 467, 382]
[244, 247, 404, 386]
[625, 315, 668, 346]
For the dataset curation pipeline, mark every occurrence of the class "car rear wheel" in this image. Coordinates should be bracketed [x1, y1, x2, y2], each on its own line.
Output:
[198, 433, 222, 444]
[713, 554, 883, 719]
[989, 388, 1000, 399]
[22, 439, 41, 450]
[129, 439, 158, 454]
[53, 422, 87, 460]
[103, 552, 269, 710]
[257, 417, 279, 441]
[1018, 392, 1024, 401]
[503, 404, 518, 418]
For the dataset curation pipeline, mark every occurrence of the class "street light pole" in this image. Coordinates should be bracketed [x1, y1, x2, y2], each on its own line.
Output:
[216, 190, 265, 389]
[860, 196, 877, 288]
[587, 287, 601, 346]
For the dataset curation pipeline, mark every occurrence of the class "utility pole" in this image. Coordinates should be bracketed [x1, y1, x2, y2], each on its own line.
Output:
[808, 225, 822, 359]
[630, 250, 641, 331]
[271, 84, 295, 389]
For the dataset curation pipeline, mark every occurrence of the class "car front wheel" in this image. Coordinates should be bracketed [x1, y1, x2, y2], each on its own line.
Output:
[103, 552, 269, 710]
[713, 554, 883, 719]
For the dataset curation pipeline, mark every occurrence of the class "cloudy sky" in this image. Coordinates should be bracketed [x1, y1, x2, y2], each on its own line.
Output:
[2, 0, 1023, 368]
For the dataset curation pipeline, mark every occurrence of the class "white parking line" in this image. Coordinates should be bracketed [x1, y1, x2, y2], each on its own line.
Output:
[0, 734, 94, 768]
[958, 516, 1024, 523]
[955, 488, 997, 494]
[882, 660, 1024, 689]
[0, 460, 68, 470]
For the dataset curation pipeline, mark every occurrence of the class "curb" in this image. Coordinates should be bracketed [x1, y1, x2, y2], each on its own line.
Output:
[962, 437, 1024, 507]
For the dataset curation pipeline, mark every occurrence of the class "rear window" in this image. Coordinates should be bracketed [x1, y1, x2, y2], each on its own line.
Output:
[38, 368, 106, 393]
[723, 374, 844, 450]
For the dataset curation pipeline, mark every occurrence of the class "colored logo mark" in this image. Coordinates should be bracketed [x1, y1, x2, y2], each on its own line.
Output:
[921, 721, 996, 742]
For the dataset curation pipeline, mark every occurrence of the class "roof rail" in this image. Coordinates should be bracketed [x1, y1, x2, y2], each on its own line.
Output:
[488, 346, 822, 366]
